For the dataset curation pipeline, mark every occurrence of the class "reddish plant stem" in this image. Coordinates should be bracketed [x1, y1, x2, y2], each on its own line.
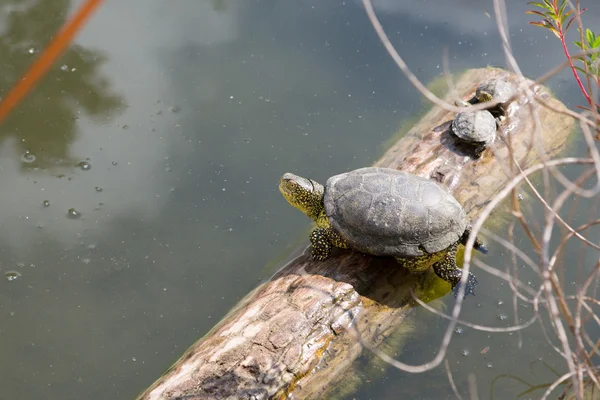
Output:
[0, 0, 105, 125]
[552, 1, 592, 106]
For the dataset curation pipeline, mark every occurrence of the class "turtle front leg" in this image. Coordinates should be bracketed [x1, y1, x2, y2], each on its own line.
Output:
[309, 227, 349, 261]
[432, 243, 478, 298]
[461, 224, 488, 254]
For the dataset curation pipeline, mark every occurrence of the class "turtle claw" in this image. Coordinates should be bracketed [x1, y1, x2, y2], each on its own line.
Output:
[475, 242, 488, 254]
[452, 272, 478, 299]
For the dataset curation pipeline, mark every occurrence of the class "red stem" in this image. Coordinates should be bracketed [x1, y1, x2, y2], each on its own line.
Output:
[553, 1, 592, 106]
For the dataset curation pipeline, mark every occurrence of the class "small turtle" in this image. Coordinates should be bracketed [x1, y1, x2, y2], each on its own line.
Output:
[451, 109, 497, 157]
[475, 79, 517, 109]
[279, 167, 487, 297]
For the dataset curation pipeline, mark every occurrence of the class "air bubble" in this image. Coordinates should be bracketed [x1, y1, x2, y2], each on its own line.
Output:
[76, 160, 91, 170]
[67, 208, 82, 219]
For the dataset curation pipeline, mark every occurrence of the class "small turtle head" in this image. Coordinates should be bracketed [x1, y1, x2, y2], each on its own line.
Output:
[475, 80, 497, 103]
[476, 89, 494, 103]
[476, 79, 516, 105]
[279, 173, 325, 221]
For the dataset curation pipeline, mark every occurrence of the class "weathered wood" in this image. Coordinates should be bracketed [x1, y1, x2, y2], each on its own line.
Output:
[137, 68, 574, 400]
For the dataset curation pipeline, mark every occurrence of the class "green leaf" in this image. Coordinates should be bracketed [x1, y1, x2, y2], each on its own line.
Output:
[558, 0, 567, 18]
[527, 1, 545, 8]
[564, 17, 575, 32]
[529, 0, 555, 13]
[529, 21, 547, 30]
[557, 1, 567, 19]
[536, 0, 554, 15]
[586, 28, 594, 45]
[593, 36, 600, 48]
[525, 10, 547, 18]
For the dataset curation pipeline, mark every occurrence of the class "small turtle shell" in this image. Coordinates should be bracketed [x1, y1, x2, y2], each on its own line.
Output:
[451, 110, 496, 145]
[476, 79, 516, 104]
[323, 167, 467, 257]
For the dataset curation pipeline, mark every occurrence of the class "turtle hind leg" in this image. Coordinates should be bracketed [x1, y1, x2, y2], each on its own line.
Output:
[461, 224, 488, 254]
[309, 227, 349, 261]
[432, 243, 478, 298]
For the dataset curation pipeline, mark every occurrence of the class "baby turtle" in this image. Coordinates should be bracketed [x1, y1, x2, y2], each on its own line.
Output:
[451, 109, 497, 157]
[476, 79, 517, 113]
[279, 167, 487, 297]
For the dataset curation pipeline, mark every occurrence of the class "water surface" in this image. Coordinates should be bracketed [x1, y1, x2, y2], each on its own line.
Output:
[0, 1, 598, 399]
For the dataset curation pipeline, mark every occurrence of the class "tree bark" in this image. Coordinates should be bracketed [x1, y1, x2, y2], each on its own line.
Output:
[137, 68, 575, 400]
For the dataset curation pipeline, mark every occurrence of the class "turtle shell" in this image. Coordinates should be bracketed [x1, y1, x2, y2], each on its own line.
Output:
[476, 79, 516, 103]
[323, 167, 467, 257]
[451, 110, 496, 145]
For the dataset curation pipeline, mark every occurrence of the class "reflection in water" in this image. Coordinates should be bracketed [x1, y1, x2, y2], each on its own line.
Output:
[0, 0, 123, 170]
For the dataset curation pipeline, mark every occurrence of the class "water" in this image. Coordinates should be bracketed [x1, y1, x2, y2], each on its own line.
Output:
[0, 1, 598, 399]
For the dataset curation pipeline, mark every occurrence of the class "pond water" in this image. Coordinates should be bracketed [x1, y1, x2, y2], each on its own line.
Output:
[0, 0, 598, 399]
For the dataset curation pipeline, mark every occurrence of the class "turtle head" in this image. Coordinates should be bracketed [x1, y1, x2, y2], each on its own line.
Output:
[475, 80, 496, 103]
[476, 89, 494, 103]
[279, 173, 325, 222]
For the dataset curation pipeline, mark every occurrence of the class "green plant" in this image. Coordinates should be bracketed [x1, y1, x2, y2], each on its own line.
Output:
[574, 29, 600, 88]
[527, 0, 599, 113]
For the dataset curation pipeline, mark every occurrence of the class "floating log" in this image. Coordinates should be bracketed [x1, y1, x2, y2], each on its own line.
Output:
[137, 68, 574, 400]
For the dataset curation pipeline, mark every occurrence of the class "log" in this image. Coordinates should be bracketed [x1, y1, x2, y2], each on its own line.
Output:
[137, 68, 574, 400]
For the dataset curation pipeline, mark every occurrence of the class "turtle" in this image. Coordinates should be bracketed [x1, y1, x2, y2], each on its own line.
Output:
[451, 109, 497, 157]
[279, 167, 487, 297]
[454, 79, 517, 115]
[475, 79, 517, 114]
[476, 79, 517, 103]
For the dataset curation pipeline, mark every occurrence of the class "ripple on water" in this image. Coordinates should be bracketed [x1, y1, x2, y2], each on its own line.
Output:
[21, 152, 36, 163]
[4, 271, 22, 282]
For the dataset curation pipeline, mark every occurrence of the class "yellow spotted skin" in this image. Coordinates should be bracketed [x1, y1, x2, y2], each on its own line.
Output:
[395, 247, 447, 273]
[397, 243, 478, 297]
[476, 90, 494, 103]
[279, 173, 349, 261]
[279, 172, 481, 298]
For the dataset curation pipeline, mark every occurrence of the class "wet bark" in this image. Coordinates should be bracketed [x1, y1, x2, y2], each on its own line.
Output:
[137, 68, 575, 400]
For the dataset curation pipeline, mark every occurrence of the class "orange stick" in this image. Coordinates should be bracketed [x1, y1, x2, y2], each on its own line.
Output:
[0, 0, 105, 124]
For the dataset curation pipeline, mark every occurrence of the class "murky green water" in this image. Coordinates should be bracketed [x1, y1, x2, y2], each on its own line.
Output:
[0, 1, 598, 399]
